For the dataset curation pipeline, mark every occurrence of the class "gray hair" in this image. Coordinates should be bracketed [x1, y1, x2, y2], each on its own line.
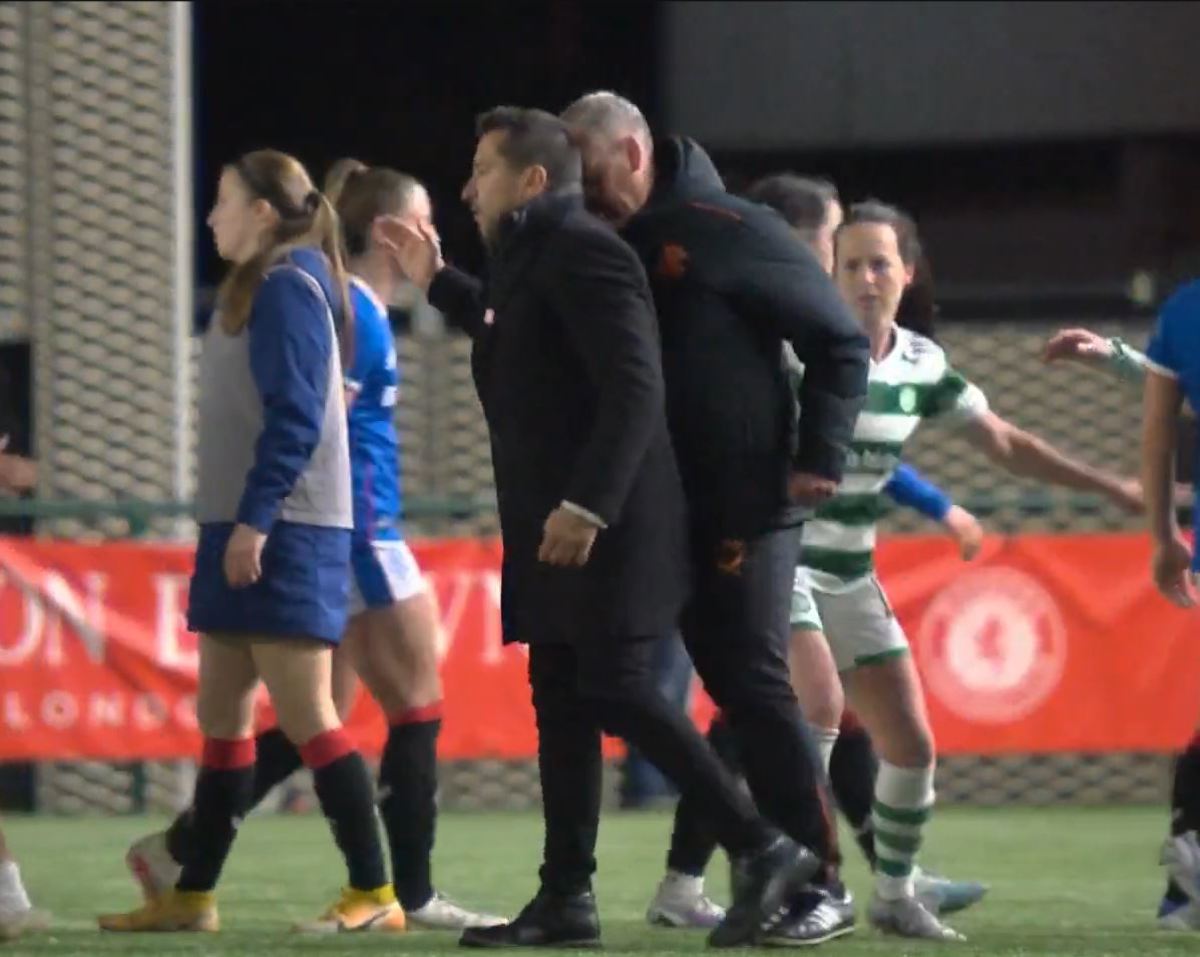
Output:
[561, 90, 652, 149]
[744, 174, 839, 232]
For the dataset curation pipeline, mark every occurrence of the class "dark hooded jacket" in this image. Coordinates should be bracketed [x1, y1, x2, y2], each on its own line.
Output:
[621, 137, 870, 537]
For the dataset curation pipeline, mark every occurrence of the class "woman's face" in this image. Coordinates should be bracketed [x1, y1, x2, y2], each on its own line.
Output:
[207, 168, 275, 264]
[835, 221, 914, 329]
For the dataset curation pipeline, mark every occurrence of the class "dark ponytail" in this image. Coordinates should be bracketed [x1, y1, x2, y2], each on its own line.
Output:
[896, 252, 939, 341]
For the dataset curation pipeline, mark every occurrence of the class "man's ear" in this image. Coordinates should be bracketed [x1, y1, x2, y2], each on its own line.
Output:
[623, 135, 645, 175]
[521, 164, 549, 197]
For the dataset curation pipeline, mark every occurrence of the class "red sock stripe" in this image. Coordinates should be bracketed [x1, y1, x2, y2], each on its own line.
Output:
[201, 736, 256, 770]
[840, 710, 864, 734]
[300, 728, 355, 770]
[389, 701, 444, 726]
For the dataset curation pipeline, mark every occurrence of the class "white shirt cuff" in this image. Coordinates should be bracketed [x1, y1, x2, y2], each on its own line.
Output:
[561, 500, 607, 528]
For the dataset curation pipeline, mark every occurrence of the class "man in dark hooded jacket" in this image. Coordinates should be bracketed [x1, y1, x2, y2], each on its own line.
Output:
[562, 91, 870, 946]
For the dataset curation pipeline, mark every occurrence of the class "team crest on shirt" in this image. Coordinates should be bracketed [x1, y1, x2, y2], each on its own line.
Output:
[915, 567, 1067, 724]
[898, 386, 919, 414]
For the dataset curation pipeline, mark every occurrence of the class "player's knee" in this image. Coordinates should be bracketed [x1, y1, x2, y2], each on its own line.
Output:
[196, 707, 253, 741]
[355, 600, 443, 714]
[881, 728, 934, 769]
[195, 688, 254, 740]
[390, 634, 443, 710]
[802, 691, 844, 733]
[330, 657, 360, 723]
[333, 689, 357, 724]
[272, 691, 341, 747]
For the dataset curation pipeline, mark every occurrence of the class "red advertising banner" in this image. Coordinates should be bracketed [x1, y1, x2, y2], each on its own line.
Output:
[0, 533, 1196, 761]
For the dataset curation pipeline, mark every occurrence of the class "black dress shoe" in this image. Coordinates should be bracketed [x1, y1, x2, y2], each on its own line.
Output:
[459, 889, 600, 948]
[708, 836, 821, 948]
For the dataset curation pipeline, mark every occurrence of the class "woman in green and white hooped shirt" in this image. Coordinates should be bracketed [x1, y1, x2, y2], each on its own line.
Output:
[811, 201, 1145, 941]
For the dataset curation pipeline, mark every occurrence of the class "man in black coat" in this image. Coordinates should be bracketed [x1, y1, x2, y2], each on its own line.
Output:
[562, 92, 871, 945]
[384, 106, 818, 950]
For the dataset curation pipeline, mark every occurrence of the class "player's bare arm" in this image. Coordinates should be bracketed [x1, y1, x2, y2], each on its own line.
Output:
[962, 412, 1142, 513]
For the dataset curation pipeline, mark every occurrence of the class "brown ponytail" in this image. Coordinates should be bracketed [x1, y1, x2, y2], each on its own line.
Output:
[324, 157, 369, 206]
[324, 158, 422, 258]
[216, 149, 353, 362]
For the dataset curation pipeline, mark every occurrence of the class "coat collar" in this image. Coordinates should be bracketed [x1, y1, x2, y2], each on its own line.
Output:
[484, 188, 584, 313]
[493, 188, 583, 255]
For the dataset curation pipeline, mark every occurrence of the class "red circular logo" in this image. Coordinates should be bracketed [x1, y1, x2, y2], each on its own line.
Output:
[915, 567, 1067, 724]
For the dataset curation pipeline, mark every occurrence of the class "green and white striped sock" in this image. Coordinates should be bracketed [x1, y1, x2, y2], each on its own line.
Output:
[872, 760, 935, 900]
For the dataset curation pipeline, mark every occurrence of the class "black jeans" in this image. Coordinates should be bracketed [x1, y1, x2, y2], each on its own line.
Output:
[528, 635, 773, 896]
[668, 524, 840, 882]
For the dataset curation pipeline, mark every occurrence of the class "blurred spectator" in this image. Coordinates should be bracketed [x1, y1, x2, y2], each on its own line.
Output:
[0, 344, 33, 536]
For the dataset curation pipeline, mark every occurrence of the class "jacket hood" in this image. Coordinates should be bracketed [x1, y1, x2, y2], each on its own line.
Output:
[650, 136, 725, 204]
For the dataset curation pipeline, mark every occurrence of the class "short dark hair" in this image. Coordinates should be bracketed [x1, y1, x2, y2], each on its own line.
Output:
[839, 199, 922, 265]
[744, 174, 838, 231]
[475, 106, 582, 191]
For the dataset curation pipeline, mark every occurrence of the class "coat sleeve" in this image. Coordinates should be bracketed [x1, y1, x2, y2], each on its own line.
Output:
[428, 266, 488, 339]
[541, 227, 666, 526]
[728, 216, 870, 482]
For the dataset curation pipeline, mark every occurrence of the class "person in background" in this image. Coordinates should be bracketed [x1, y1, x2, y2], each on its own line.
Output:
[100, 149, 399, 934]
[618, 633, 694, 810]
[0, 433, 35, 499]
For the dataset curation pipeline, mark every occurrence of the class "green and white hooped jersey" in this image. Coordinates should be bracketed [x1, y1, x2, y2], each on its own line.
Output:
[803, 327, 990, 593]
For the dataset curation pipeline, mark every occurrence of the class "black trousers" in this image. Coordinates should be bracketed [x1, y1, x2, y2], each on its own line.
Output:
[668, 524, 840, 882]
[529, 634, 773, 896]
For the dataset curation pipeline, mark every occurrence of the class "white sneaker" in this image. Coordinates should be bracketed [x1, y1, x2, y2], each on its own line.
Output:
[408, 892, 507, 931]
[126, 831, 181, 902]
[868, 892, 965, 941]
[646, 874, 726, 929]
[0, 904, 50, 941]
[1163, 833, 1200, 903]
[912, 865, 989, 915]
